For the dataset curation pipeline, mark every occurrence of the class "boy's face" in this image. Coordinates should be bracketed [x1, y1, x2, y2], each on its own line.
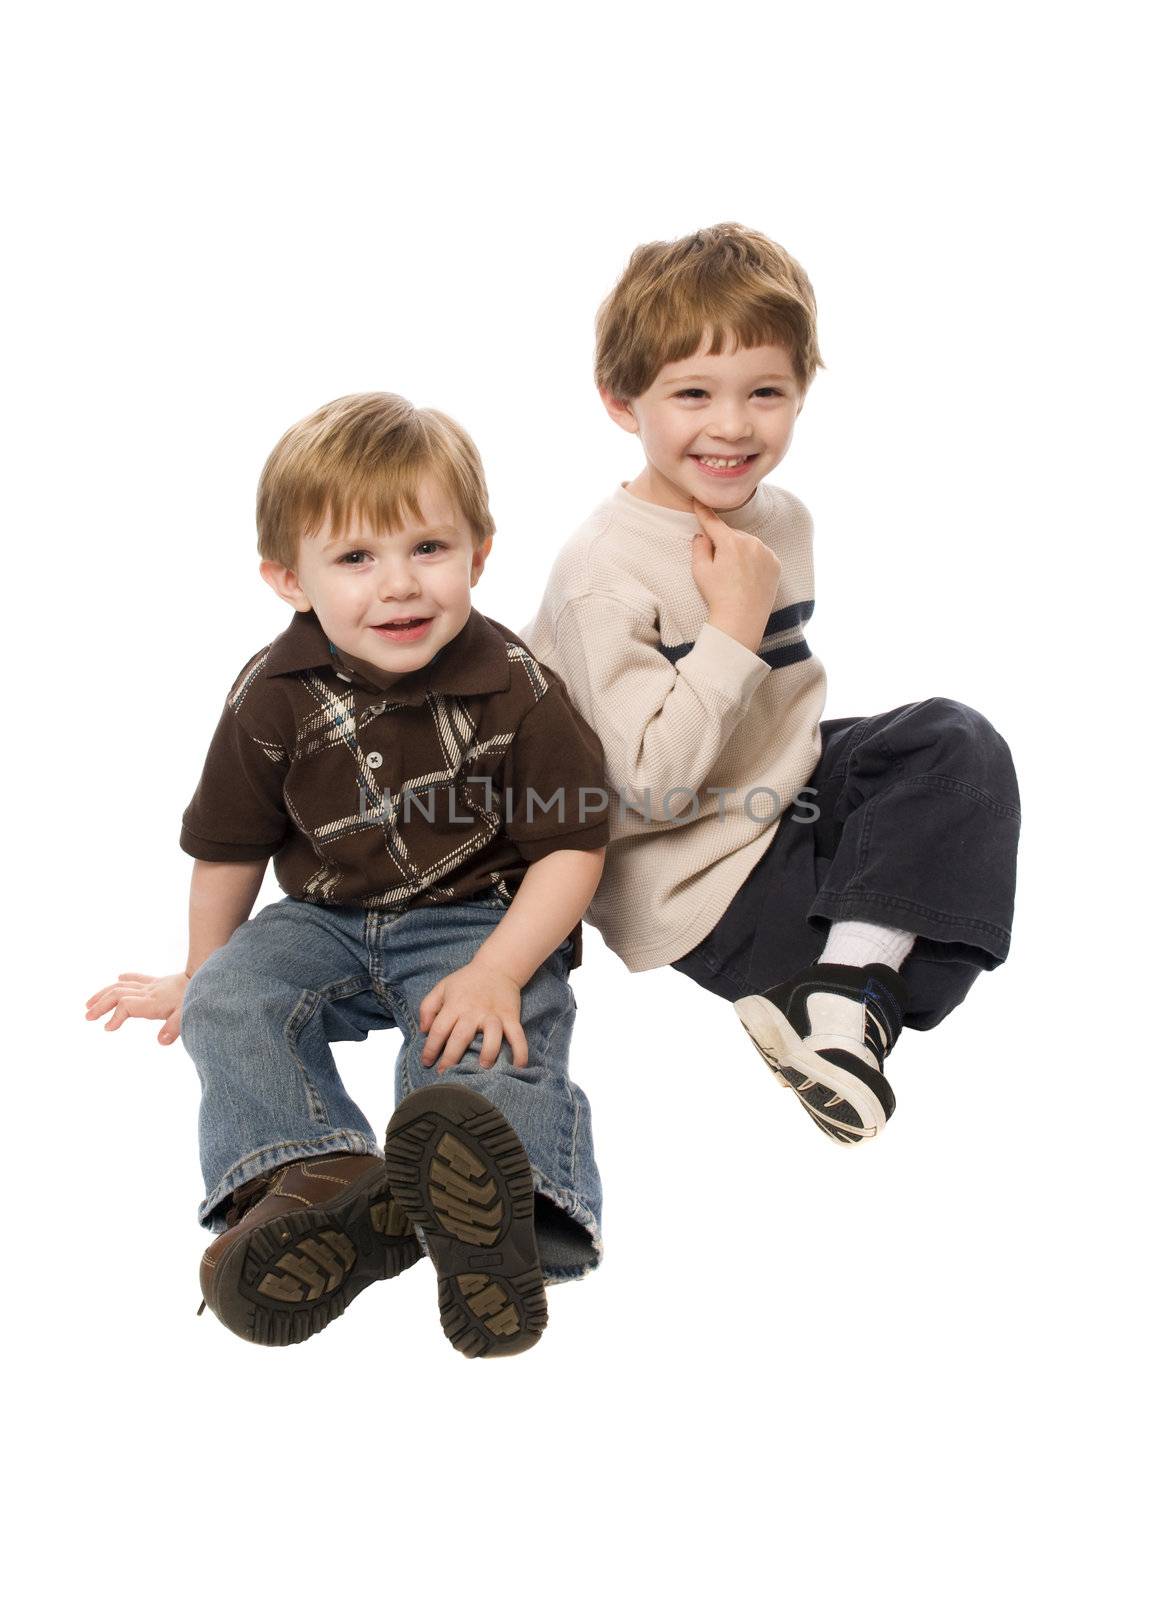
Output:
[261, 474, 491, 678]
[600, 337, 804, 513]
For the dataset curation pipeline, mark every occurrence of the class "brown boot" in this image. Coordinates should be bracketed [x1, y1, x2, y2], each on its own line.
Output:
[199, 1153, 421, 1346]
[384, 1085, 548, 1359]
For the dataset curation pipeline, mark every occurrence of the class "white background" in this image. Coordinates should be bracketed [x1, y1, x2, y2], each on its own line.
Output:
[7, 2, 1167, 1595]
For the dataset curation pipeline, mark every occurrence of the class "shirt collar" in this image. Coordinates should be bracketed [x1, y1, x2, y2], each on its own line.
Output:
[263, 606, 511, 704]
[611, 481, 772, 538]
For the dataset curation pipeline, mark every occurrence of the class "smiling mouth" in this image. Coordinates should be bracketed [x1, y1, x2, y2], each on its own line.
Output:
[372, 617, 433, 637]
[691, 454, 758, 469]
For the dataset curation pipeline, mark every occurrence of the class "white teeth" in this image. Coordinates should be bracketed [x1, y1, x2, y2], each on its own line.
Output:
[697, 455, 748, 468]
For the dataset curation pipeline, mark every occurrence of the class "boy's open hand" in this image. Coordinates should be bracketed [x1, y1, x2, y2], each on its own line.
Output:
[419, 957, 528, 1072]
[690, 498, 782, 654]
[84, 971, 189, 1046]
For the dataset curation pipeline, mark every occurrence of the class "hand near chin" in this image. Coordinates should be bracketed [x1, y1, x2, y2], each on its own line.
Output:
[418, 958, 529, 1072]
[690, 498, 782, 654]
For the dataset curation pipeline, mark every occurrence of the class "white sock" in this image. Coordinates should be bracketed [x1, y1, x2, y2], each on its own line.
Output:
[821, 919, 915, 972]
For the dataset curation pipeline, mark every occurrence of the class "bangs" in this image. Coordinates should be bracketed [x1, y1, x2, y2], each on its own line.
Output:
[594, 223, 824, 402]
[655, 294, 810, 375]
[302, 453, 432, 545]
[257, 395, 495, 567]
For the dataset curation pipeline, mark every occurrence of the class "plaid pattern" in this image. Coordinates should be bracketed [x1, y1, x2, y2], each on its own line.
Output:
[181, 608, 608, 960]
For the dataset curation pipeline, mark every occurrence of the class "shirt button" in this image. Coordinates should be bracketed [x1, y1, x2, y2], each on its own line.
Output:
[365, 751, 383, 769]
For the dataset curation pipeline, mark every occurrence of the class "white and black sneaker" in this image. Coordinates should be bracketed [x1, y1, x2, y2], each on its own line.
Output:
[733, 963, 909, 1144]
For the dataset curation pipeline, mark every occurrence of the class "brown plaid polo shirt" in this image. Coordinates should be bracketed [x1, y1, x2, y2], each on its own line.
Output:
[180, 607, 610, 967]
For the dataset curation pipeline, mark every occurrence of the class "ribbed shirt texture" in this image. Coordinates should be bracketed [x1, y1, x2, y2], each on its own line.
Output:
[522, 482, 827, 972]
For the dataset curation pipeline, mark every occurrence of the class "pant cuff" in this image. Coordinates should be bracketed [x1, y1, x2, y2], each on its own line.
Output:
[809, 888, 1011, 968]
[529, 1163, 603, 1285]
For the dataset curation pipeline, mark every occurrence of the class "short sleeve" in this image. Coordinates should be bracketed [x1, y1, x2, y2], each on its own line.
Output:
[500, 669, 611, 861]
[179, 670, 290, 863]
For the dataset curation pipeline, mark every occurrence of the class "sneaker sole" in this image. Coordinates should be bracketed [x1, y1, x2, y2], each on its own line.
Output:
[384, 1084, 547, 1359]
[733, 993, 888, 1144]
[204, 1164, 422, 1347]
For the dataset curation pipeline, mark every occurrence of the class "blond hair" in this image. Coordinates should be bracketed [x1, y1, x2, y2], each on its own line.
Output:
[594, 222, 825, 402]
[257, 392, 495, 568]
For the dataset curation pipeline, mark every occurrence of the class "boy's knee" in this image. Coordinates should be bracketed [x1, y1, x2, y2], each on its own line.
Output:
[924, 696, 1000, 744]
[181, 954, 288, 1046]
[909, 698, 1018, 796]
[181, 960, 219, 1045]
[921, 697, 1017, 784]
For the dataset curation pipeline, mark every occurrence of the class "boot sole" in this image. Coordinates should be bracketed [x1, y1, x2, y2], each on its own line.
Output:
[733, 994, 888, 1144]
[205, 1164, 421, 1346]
[384, 1084, 547, 1359]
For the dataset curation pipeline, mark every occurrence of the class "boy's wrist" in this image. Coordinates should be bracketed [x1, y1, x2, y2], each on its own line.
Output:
[467, 946, 532, 991]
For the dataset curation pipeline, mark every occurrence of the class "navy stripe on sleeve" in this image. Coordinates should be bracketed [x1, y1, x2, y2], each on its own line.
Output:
[657, 599, 815, 670]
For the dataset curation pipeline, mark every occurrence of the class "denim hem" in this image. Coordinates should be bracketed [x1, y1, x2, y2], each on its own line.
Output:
[808, 888, 1011, 965]
[529, 1162, 603, 1285]
[198, 1130, 385, 1232]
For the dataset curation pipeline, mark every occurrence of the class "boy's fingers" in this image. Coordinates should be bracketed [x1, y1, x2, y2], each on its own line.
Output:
[419, 985, 444, 1031]
[88, 981, 147, 1013]
[87, 981, 137, 1007]
[422, 1003, 459, 1065]
[438, 1019, 479, 1072]
[108, 994, 169, 1028]
[420, 1020, 448, 1066]
[478, 1017, 503, 1068]
[691, 499, 728, 537]
[503, 1017, 529, 1069]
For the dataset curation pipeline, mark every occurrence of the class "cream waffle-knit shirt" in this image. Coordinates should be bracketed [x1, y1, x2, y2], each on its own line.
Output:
[522, 482, 828, 972]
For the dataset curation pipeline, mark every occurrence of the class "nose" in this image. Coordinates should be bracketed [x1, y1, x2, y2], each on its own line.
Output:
[378, 557, 422, 601]
[708, 404, 752, 443]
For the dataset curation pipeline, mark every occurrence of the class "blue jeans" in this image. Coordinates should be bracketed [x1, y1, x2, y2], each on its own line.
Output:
[181, 894, 602, 1282]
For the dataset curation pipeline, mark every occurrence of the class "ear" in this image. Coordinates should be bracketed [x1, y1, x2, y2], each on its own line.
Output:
[470, 536, 493, 588]
[260, 559, 313, 613]
[598, 385, 642, 438]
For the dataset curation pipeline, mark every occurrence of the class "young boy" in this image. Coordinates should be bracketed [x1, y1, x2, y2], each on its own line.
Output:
[85, 392, 609, 1356]
[524, 223, 1021, 1144]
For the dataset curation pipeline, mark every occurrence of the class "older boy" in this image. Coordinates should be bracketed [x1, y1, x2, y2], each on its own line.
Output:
[524, 223, 1020, 1145]
[86, 393, 609, 1356]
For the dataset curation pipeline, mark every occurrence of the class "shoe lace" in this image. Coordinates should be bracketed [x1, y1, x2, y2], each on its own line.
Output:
[221, 1171, 276, 1230]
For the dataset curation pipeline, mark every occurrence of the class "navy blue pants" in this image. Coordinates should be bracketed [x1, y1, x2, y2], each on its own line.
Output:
[672, 698, 1021, 1030]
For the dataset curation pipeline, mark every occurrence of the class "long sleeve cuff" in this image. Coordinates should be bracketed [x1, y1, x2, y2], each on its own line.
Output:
[676, 622, 772, 702]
